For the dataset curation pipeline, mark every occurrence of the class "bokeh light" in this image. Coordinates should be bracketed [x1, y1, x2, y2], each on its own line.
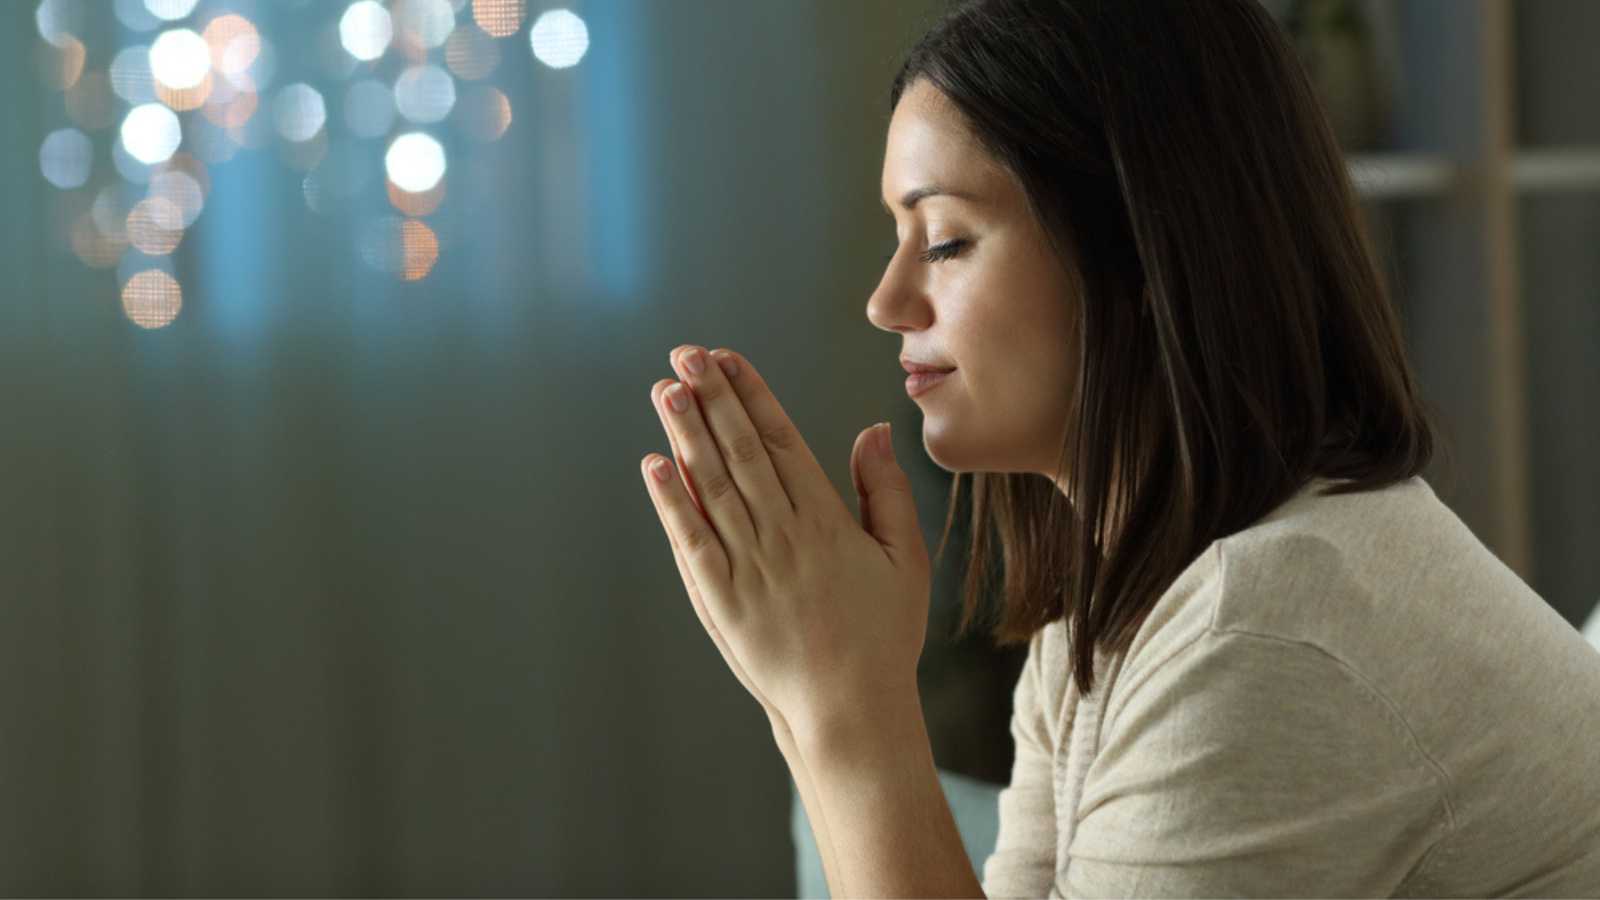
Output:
[393, 0, 456, 49]
[150, 28, 211, 90]
[401, 219, 440, 280]
[37, 34, 86, 90]
[126, 196, 185, 255]
[340, 1, 393, 62]
[156, 69, 213, 112]
[144, 0, 200, 22]
[456, 84, 511, 142]
[149, 169, 205, 227]
[121, 102, 182, 165]
[530, 9, 588, 69]
[273, 82, 327, 142]
[204, 13, 262, 78]
[110, 45, 157, 104]
[472, 0, 525, 39]
[444, 23, 500, 80]
[120, 269, 183, 329]
[202, 70, 258, 129]
[35, 0, 86, 48]
[394, 64, 456, 124]
[112, 136, 154, 183]
[387, 175, 446, 217]
[40, 128, 93, 189]
[92, 183, 136, 240]
[71, 209, 129, 268]
[385, 131, 446, 192]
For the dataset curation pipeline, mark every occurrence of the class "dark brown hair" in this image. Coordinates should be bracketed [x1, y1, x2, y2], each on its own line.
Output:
[892, 0, 1435, 697]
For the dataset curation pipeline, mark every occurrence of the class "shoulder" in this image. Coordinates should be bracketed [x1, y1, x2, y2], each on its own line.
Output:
[1109, 476, 1466, 697]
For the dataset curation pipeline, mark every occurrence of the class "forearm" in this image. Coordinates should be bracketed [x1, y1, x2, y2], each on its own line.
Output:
[773, 718, 844, 897]
[791, 695, 985, 899]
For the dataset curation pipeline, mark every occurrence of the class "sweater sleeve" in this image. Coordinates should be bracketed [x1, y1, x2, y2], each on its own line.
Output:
[982, 627, 1060, 898]
[1062, 628, 1449, 898]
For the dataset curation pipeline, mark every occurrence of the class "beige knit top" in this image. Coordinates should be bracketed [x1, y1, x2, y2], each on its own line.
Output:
[982, 476, 1600, 897]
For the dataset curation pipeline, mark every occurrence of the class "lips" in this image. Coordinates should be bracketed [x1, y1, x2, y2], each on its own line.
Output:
[900, 359, 956, 374]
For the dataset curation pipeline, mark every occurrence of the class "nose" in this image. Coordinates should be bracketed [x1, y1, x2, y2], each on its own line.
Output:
[866, 256, 932, 335]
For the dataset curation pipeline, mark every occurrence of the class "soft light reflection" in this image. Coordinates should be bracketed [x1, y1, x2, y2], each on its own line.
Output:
[143, 0, 199, 22]
[457, 84, 511, 142]
[273, 82, 327, 142]
[340, 1, 393, 62]
[40, 128, 93, 189]
[444, 23, 500, 80]
[121, 102, 182, 164]
[387, 175, 445, 216]
[150, 28, 210, 90]
[401, 219, 440, 281]
[344, 78, 396, 138]
[204, 13, 261, 78]
[529, 9, 588, 69]
[126, 196, 185, 255]
[35, 0, 85, 48]
[71, 210, 128, 268]
[92, 184, 136, 239]
[394, 64, 456, 124]
[393, 0, 456, 49]
[156, 70, 213, 111]
[112, 136, 154, 183]
[385, 131, 446, 193]
[231, 38, 276, 92]
[202, 70, 258, 129]
[37, 34, 86, 90]
[472, 0, 524, 39]
[110, 45, 157, 104]
[120, 269, 183, 329]
[150, 169, 204, 227]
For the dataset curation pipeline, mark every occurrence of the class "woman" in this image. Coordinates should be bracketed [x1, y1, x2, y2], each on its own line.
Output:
[870, 0, 1600, 895]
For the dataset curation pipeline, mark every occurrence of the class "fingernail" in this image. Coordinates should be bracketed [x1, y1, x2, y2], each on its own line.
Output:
[713, 350, 739, 378]
[667, 383, 689, 412]
[877, 421, 892, 455]
[682, 348, 705, 376]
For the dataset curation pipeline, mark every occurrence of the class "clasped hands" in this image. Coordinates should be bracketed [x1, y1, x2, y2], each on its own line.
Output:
[641, 345, 932, 744]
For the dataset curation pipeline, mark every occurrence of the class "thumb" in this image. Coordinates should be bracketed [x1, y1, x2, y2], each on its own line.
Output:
[852, 421, 924, 566]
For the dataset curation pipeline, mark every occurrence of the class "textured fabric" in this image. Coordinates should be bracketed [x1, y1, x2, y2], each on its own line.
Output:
[981, 476, 1600, 898]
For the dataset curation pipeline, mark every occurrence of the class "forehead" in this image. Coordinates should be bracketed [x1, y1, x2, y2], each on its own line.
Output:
[881, 81, 1007, 205]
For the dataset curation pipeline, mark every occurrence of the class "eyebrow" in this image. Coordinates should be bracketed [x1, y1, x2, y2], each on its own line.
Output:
[880, 185, 976, 214]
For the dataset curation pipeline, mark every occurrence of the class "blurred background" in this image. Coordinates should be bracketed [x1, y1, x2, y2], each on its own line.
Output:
[2, 0, 1595, 895]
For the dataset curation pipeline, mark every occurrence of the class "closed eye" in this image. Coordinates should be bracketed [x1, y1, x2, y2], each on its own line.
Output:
[883, 239, 969, 265]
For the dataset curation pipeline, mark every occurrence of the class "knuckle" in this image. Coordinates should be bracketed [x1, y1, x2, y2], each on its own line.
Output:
[758, 422, 800, 453]
[681, 525, 718, 554]
[691, 378, 723, 403]
[697, 469, 736, 502]
[726, 430, 764, 465]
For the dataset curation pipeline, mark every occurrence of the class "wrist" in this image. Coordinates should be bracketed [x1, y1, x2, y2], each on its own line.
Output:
[793, 687, 928, 763]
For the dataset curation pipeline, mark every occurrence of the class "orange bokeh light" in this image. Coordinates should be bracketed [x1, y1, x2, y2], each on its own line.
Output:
[401, 219, 439, 281]
[473, 0, 526, 38]
[121, 270, 184, 329]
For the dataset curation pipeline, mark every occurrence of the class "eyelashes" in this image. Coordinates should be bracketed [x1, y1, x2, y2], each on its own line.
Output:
[883, 239, 969, 265]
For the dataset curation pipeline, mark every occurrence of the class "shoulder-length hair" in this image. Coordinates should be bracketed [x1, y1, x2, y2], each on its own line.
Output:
[893, 0, 1435, 697]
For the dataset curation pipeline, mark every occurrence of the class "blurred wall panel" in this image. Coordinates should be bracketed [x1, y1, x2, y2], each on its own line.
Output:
[1, 0, 949, 895]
